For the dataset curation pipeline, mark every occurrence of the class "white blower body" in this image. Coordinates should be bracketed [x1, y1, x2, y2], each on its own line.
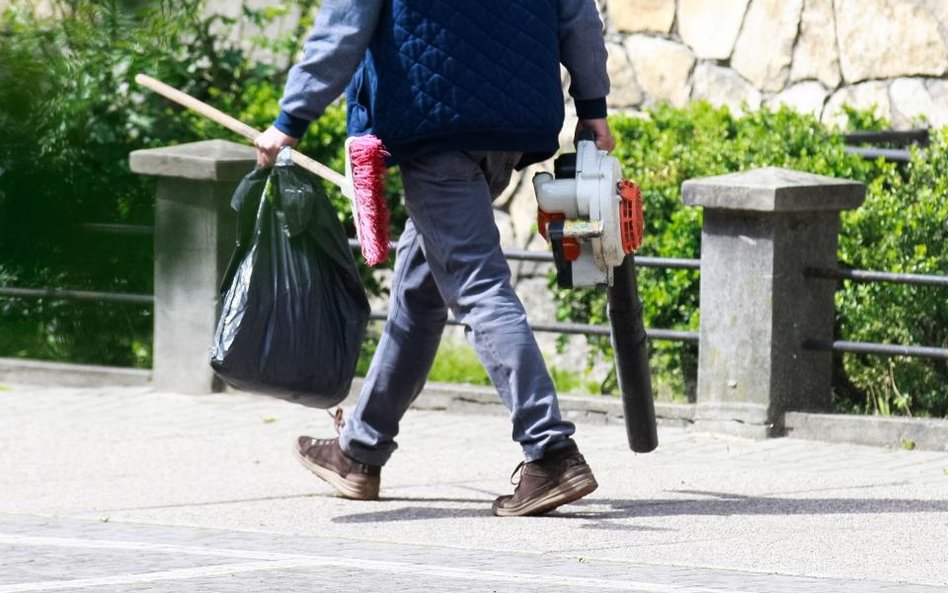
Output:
[533, 137, 643, 287]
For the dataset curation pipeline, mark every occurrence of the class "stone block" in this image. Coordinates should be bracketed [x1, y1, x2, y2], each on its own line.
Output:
[625, 35, 695, 107]
[928, 81, 948, 128]
[766, 81, 828, 119]
[836, 0, 948, 84]
[677, 0, 748, 59]
[822, 82, 892, 129]
[0, 0, 54, 16]
[152, 179, 242, 394]
[606, 41, 645, 108]
[790, 0, 842, 89]
[731, 0, 803, 93]
[784, 412, 948, 452]
[130, 139, 257, 182]
[890, 78, 948, 129]
[608, 0, 675, 33]
[690, 64, 761, 115]
[682, 167, 865, 212]
[923, 0, 948, 26]
[0, 358, 151, 388]
[506, 164, 549, 249]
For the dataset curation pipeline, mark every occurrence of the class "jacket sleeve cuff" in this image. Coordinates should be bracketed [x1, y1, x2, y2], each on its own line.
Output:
[575, 98, 608, 120]
[274, 110, 311, 139]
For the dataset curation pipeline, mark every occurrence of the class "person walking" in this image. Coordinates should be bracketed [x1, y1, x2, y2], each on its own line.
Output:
[254, 0, 614, 516]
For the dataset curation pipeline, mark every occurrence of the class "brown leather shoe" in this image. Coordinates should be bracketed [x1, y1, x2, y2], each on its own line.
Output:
[295, 436, 381, 500]
[492, 441, 597, 517]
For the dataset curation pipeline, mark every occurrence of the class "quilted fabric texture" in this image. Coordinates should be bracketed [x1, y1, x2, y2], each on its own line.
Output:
[346, 0, 564, 165]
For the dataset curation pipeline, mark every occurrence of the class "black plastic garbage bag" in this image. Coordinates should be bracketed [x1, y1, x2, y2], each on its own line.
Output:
[210, 155, 370, 407]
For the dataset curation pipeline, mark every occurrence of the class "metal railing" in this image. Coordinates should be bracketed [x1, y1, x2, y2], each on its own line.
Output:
[801, 265, 948, 360]
[805, 266, 948, 288]
[356, 239, 701, 343]
[0, 286, 153, 305]
[0, 222, 155, 305]
[842, 127, 930, 163]
[0, 227, 701, 341]
[2, 238, 945, 358]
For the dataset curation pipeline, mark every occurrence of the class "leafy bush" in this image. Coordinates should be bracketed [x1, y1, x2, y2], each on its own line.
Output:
[554, 102, 946, 417]
[835, 129, 948, 417]
[0, 0, 401, 367]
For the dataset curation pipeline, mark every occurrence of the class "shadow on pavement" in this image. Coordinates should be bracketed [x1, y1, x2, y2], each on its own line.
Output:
[332, 505, 489, 523]
[330, 490, 948, 524]
[572, 491, 948, 518]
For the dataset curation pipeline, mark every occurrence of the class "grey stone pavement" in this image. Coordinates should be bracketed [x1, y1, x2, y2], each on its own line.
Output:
[1, 382, 946, 592]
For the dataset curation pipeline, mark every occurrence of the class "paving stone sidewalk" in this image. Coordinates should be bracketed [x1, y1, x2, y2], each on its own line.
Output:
[0, 383, 946, 592]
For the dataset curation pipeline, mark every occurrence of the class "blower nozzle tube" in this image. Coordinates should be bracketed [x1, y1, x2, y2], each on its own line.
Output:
[608, 254, 658, 453]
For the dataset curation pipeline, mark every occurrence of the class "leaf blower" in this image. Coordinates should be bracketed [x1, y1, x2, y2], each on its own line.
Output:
[534, 131, 658, 453]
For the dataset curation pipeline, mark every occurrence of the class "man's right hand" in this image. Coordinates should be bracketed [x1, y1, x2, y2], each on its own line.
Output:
[254, 126, 300, 168]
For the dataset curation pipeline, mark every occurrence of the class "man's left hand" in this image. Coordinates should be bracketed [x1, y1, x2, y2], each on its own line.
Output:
[575, 118, 616, 153]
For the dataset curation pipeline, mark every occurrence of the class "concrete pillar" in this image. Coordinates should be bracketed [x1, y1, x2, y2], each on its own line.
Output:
[681, 167, 865, 438]
[129, 140, 257, 394]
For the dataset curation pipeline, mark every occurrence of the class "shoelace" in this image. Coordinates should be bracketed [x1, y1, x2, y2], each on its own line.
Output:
[326, 408, 345, 433]
[509, 461, 525, 486]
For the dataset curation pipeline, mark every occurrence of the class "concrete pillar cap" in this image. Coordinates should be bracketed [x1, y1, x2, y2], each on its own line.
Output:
[130, 139, 257, 182]
[681, 166, 865, 212]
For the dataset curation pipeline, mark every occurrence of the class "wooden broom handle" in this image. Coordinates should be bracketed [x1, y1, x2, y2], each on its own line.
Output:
[135, 74, 348, 189]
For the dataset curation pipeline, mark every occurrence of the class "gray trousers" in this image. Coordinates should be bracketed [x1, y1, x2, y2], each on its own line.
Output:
[340, 151, 575, 465]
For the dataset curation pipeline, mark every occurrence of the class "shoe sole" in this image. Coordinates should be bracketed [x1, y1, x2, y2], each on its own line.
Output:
[293, 445, 380, 501]
[493, 467, 598, 517]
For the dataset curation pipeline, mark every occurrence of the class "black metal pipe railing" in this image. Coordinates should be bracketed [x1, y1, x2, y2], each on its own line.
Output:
[1, 240, 939, 355]
[841, 129, 930, 146]
[0, 286, 154, 305]
[359, 242, 699, 343]
[80, 223, 154, 236]
[803, 339, 948, 361]
[501, 248, 701, 271]
[842, 128, 928, 163]
[843, 146, 912, 162]
[806, 266, 948, 288]
[368, 311, 698, 343]
[351, 239, 703, 271]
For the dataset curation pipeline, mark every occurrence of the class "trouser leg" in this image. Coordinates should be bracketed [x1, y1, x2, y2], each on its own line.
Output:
[340, 219, 448, 465]
[343, 150, 574, 465]
[399, 151, 575, 462]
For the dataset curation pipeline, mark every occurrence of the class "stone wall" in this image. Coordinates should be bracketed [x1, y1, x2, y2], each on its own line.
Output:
[604, 0, 948, 128]
[12, 0, 944, 128]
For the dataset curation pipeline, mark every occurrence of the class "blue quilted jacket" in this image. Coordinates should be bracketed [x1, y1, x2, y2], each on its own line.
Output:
[276, 0, 608, 166]
[347, 0, 563, 165]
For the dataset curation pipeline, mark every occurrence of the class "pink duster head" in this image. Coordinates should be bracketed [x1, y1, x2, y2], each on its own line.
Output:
[348, 135, 390, 267]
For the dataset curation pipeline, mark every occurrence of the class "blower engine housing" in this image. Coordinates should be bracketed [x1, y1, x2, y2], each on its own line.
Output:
[534, 138, 643, 287]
